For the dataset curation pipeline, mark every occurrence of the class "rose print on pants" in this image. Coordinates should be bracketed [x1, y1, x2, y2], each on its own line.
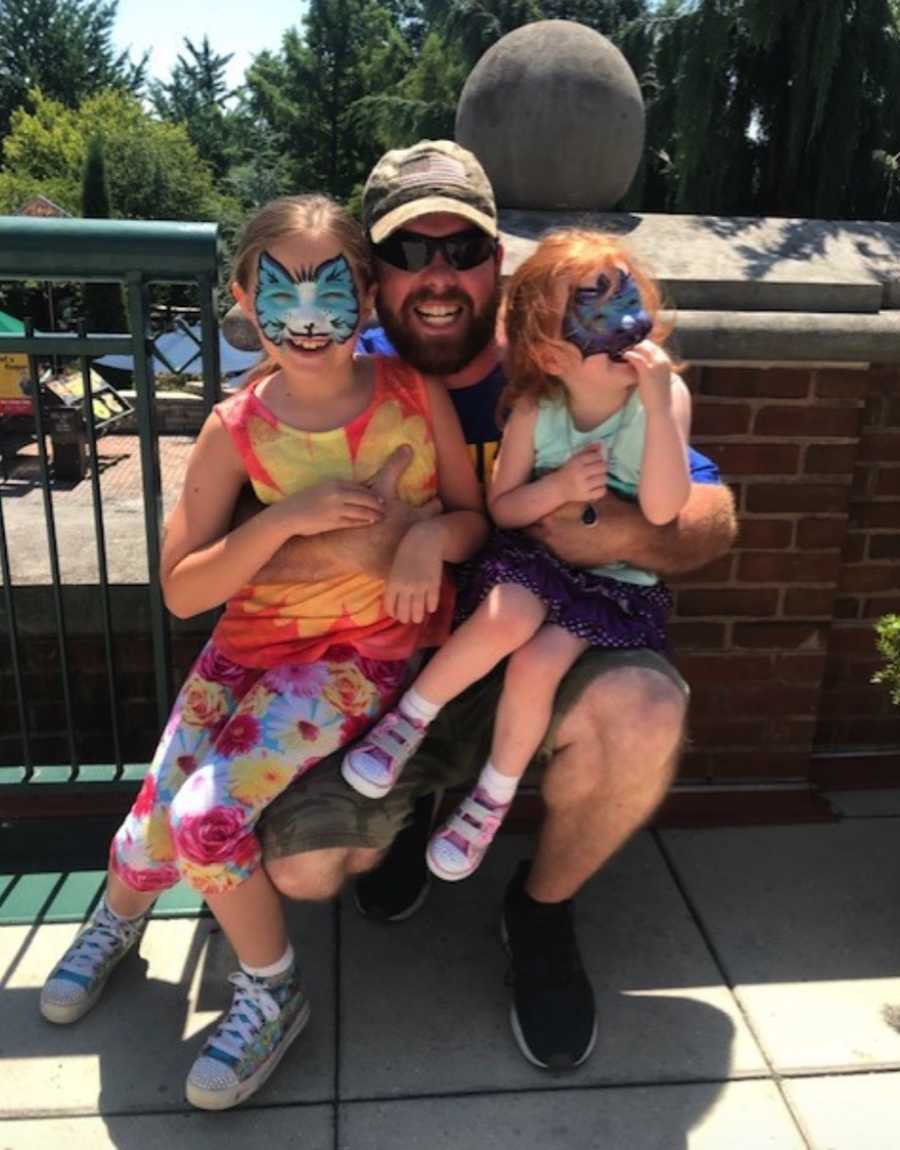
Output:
[110, 642, 409, 896]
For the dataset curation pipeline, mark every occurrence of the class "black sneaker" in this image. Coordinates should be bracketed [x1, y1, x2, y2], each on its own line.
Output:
[501, 860, 597, 1071]
[353, 792, 439, 922]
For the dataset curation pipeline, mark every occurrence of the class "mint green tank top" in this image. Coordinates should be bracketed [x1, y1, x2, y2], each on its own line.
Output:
[533, 388, 657, 586]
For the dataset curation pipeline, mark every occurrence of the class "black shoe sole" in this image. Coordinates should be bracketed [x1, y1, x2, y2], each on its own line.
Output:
[500, 913, 598, 1072]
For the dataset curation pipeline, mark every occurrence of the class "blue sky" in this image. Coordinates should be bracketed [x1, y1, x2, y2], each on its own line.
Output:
[113, 0, 308, 90]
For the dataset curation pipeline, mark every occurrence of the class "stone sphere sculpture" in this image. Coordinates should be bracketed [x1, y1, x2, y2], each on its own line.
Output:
[455, 20, 645, 210]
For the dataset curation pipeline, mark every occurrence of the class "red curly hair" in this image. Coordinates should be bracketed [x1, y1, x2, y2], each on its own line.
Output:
[499, 230, 674, 419]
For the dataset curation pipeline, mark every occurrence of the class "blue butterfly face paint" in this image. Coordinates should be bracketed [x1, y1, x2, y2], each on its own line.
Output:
[255, 251, 360, 350]
[562, 270, 652, 361]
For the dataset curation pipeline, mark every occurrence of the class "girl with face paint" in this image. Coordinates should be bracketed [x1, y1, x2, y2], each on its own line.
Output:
[343, 230, 691, 883]
[40, 195, 485, 1110]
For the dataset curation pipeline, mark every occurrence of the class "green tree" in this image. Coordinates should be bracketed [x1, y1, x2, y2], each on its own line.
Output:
[80, 134, 128, 331]
[0, 88, 232, 221]
[244, 0, 411, 200]
[635, 1, 900, 218]
[440, 0, 543, 66]
[540, 0, 647, 30]
[150, 36, 234, 178]
[347, 29, 467, 158]
[0, 0, 146, 139]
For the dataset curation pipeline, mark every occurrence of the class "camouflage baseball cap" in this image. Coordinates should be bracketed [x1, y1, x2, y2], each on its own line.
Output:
[363, 140, 497, 244]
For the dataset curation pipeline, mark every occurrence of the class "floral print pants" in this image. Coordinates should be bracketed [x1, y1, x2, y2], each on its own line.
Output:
[110, 640, 408, 896]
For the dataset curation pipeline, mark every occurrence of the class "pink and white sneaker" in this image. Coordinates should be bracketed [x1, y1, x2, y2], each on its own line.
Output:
[341, 709, 428, 799]
[426, 788, 510, 881]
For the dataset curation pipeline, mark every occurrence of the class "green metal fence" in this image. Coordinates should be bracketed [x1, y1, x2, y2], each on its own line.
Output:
[0, 217, 221, 793]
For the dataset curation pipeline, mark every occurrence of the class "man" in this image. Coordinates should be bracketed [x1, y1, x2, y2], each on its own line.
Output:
[235, 141, 736, 1071]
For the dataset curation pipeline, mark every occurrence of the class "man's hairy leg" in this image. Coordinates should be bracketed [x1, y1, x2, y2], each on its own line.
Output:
[527, 667, 687, 904]
[266, 845, 386, 902]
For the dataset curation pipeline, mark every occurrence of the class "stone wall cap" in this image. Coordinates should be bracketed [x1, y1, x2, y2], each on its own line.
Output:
[669, 308, 900, 365]
[499, 210, 900, 314]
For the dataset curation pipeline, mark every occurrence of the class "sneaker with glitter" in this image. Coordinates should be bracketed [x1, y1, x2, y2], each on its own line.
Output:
[185, 967, 310, 1111]
[426, 787, 509, 881]
[40, 899, 148, 1024]
[341, 708, 428, 799]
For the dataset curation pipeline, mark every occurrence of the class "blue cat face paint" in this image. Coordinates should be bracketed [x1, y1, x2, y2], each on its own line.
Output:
[562, 269, 652, 362]
[255, 251, 360, 350]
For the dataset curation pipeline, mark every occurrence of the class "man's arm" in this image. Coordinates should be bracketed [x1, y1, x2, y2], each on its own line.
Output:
[233, 446, 440, 584]
[526, 482, 737, 577]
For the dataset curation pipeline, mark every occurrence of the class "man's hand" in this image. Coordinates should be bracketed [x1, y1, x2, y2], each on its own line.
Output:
[245, 445, 442, 584]
[525, 482, 737, 577]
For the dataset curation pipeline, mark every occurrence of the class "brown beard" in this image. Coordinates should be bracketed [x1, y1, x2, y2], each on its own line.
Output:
[377, 285, 500, 375]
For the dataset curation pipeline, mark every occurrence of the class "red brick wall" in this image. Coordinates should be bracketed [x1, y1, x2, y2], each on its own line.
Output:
[0, 628, 207, 768]
[671, 365, 900, 784]
[2, 365, 898, 782]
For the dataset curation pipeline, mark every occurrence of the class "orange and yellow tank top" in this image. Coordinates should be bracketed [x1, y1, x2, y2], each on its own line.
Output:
[211, 356, 454, 667]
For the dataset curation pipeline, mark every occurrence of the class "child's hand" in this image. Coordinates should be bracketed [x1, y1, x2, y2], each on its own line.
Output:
[554, 445, 608, 503]
[279, 480, 385, 536]
[385, 521, 443, 624]
[622, 340, 674, 411]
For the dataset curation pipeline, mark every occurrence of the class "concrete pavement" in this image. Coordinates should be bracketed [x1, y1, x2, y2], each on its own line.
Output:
[4, 809, 900, 1149]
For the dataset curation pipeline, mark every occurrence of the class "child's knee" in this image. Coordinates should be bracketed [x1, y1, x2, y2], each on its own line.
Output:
[479, 588, 544, 647]
[505, 638, 559, 683]
[169, 767, 254, 879]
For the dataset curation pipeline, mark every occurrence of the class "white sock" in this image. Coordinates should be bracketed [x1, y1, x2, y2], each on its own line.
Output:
[477, 761, 520, 806]
[240, 943, 295, 981]
[399, 687, 442, 726]
[101, 894, 147, 923]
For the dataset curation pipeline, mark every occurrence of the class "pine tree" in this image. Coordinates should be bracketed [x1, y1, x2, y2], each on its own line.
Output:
[637, 1, 900, 219]
[0, 0, 146, 139]
[150, 36, 234, 178]
[80, 135, 128, 333]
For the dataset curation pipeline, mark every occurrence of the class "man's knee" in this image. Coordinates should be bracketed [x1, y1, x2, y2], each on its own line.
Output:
[566, 665, 686, 749]
[265, 847, 357, 901]
[544, 666, 686, 805]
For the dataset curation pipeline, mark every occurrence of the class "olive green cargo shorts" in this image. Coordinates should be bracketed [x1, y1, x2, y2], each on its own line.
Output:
[259, 647, 688, 860]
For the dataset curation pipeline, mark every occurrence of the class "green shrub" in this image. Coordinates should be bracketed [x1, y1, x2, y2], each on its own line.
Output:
[872, 615, 900, 706]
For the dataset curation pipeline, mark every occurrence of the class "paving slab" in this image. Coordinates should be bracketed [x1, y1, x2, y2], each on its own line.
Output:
[0, 899, 336, 1117]
[661, 823, 900, 1073]
[783, 1071, 900, 1150]
[0, 1106, 332, 1150]
[1, 434, 188, 585]
[339, 1080, 805, 1150]
[827, 789, 900, 818]
[339, 833, 765, 1099]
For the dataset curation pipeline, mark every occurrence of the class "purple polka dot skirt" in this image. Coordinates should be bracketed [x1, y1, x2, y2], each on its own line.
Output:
[458, 530, 672, 651]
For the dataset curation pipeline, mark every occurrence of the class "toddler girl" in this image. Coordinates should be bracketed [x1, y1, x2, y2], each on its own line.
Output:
[342, 230, 691, 881]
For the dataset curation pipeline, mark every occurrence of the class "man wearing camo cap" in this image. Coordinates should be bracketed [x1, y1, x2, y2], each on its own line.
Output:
[244, 140, 735, 1071]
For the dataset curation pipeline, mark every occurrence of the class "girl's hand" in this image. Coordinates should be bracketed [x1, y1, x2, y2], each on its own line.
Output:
[278, 480, 384, 537]
[554, 445, 608, 503]
[622, 341, 674, 411]
[385, 521, 443, 624]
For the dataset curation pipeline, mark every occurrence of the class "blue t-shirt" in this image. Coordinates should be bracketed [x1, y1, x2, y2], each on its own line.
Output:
[357, 325, 720, 484]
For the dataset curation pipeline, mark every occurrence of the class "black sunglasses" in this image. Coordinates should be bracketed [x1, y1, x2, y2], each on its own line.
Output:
[373, 227, 496, 272]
